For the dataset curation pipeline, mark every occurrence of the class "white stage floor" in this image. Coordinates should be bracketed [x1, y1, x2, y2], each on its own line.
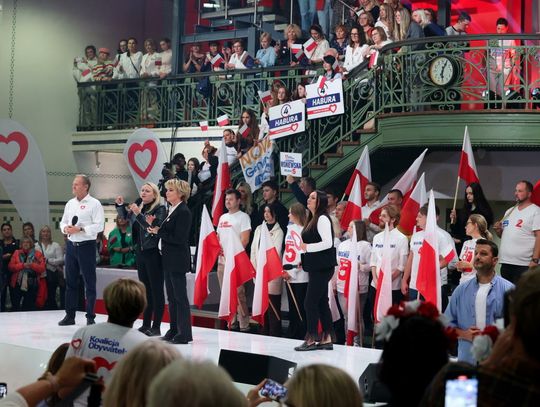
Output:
[0, 311, 382, 392]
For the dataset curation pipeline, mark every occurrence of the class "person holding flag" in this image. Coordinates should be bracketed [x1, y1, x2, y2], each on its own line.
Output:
[226, 39, 254, 70]
[251, 204, 284, 336]
[236, 109, 259, 156]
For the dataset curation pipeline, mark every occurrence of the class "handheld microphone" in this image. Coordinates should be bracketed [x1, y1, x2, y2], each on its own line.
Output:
[283, 264, 300, 270]
[135, 198, 143, 206]
[71, 216, 78, 226]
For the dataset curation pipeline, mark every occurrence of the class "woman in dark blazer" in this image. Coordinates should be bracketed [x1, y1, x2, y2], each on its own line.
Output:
[149, 179, 193, 344]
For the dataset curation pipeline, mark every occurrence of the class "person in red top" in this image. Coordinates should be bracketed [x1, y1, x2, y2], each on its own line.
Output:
[9, 237, 45, 311]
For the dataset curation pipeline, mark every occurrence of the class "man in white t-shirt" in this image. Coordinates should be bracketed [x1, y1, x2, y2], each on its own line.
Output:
[445, 240, 514, 363]
[494, 180, 540, 284]
[217, 189, 252, 331]
[369, 204, 409, 306]
[362, 182, 382, 243]
[65, 278, 147, 406]
[401, 205, 457, 310]
[223, 129, 239, 166]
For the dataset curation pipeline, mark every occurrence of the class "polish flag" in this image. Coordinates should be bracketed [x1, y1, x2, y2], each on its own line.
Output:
[219, 232, 255, 324]
[317, 75, 327, 90]
[531, 180, 540, 206]
[217, 114, 230, 126]
[416, 190, 442, 311]
[344, 146, 371, 198]
[238, 124, 250, 138]
[291, 44, 304, 60]
[193, 206, 221, 308]
[399, 172, 427, 235]
[199, 121, 209, 132]
[211, 138, 231, 226]
[211, 54, 224, 68]
[458, 126, 480, 184]
[258, 90, 273, 104]
[303, 38, 317, 56]
[345, 228, 359, 345]
[369, 149, 428, 225]
[373, 223, 393, 323]
[340, 174, 363, 230]
[252, 224, 284, 325]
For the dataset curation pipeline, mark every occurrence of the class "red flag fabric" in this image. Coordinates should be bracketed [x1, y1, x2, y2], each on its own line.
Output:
[341, 174, 363, 230]
[373, 224, 393, 323]
[416, 190, 442, 311]
[219, 232, 255, 324]
[211, 139, 231, 226]
[193, 206, 221, 308]
[199, 121, 209, 132]
[317, 75, 327, 90]
[303, 38, 317, 54]
[531, 180, 540, 206]
[345, 228, 360, 345]
[211, 54, 224, 68]
[344, 145, 372, 199]
[399, 172, 427, 235]
[238, 124, 250, 138]
[458, 126, 480, 185]
[252, 224, 284, 325]
[258, 90, 273, 104]
[217, 114, 230, 126]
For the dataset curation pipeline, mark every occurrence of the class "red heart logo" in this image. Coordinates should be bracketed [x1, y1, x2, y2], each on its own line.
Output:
[71, 339, 82, 349]
[0, 132, 29, 173]
[93, 356, 117, 371]
[329, 104, 337, 113]
[291, 123, 298, 132]
[127, 140, 158, 179]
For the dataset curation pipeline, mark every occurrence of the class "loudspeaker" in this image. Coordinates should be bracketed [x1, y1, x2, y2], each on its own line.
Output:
[358, 363, 391, 403]
[218, 349, 297, 385]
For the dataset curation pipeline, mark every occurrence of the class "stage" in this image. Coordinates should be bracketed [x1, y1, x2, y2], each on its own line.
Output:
[0, 311, 382, 393]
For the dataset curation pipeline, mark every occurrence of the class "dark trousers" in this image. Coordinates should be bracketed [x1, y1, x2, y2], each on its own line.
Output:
[65, 240, 97, 318]
[305, 267, 335, 341]
[500, 263, 529, 285]
[137, 248, 165, 329]
[259, 294, 282, 337]
[286, 282, 307, 339]
[365, 286, 404, 334]
[164, 270, 193, 341]
[11, 286, 38, 311]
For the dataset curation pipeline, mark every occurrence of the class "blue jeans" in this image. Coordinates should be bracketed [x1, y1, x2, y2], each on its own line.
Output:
[317, 0, 333, 39]
[65, 240, 97, 318]
[298, 0, 316, 34]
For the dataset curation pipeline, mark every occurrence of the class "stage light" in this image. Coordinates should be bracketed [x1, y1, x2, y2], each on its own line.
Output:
[203, 1, 219, 9]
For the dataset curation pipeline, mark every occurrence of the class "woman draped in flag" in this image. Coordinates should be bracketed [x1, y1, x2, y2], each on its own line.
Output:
[283, 203, 309, 339]
[335, 220, 371, 346]
[295, 191, 337, 351]
[250, 205, 284, 337]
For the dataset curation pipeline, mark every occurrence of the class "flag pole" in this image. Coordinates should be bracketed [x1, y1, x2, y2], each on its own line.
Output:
[285, 280, 303, 322]
[451, 176, 460, 224]
[269, 297, 281, 321]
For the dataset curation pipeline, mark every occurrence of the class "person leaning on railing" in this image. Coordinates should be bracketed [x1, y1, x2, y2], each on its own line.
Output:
[254, 32, 276, 68]
[113, 37, 142, 79]
[275, 24, 306, 67]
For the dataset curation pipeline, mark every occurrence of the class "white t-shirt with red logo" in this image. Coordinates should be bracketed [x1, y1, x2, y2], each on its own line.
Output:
[459, 238, 478, 284]
[500, 203, 540, 266]
[370, 228, 409, 290]
[283, 223, 308, 283]
[336, 239, 372, 294]
[65, 322, 147, 406]
[217, 210, 252, 263]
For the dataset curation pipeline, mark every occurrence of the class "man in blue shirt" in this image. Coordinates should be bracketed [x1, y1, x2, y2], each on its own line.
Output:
[445, 239, 514, 364]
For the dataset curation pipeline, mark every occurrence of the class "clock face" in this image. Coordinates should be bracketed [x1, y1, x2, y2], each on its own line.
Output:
[429, 57, 455, 86]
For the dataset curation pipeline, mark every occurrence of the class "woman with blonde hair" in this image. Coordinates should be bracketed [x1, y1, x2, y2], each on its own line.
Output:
[116, 182, 167, 336]
[276, 24, 305, 66]
[35, 225, 64, 310]
[376, 3, 395, 40]
[104, 341, 181, 407]
[236, 181, 259, 228]
[456, 214, 493, 284]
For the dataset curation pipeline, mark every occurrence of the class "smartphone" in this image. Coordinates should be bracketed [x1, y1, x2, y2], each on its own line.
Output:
[0, 383, 7, 398]
[444, 372, 478, 407]
[260, 379, 288, 402]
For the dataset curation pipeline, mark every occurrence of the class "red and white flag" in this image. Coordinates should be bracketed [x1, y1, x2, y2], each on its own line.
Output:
[258, 90, 273, 104]
[252, 224, 284, 325]
[219, 232, 255, 324]
[458, 126, 480, 185]
[303, 38, 317, 56]
[399, 172, 427, 235]
[238, 124, 250, 138]
[291, 44, 305, 60]
[416, 190, 442, 311]
[217, 114, 230, 126]
[374, 223, 393, 323]
[345, 228, 360, 345]
[369, 148, 427, 225]
[344, 145, 371, 198]
[211, 54, 224, 68]
[317, 75, 327, 90]
[340, 174, 363, 230]
[211, 138, 231, 226]
[199, 121, 209, 132]
[193, 206, 221, 308]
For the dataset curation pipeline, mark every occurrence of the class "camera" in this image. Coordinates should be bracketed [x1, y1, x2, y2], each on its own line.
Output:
[157, 153, 187, 197]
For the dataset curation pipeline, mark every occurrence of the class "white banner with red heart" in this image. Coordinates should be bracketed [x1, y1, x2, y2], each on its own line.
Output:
[268, 99, 306, 140]
[306, 77, 345, 120]
[0, 119, 50, 228]
[123, 128, 167, 191]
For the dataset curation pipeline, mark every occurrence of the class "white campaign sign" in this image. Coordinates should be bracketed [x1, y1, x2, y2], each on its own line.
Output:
[0, 119, 50, 227]
[268, 100, 306, 140]
[306, 77, 345, 120]
[279, 152, 303, 176]
[123, 128, 168, 191]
